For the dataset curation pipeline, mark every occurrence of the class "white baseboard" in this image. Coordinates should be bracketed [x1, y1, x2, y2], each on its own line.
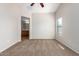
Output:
[56, 37, 79, 54]
[0, 39, 21, 53]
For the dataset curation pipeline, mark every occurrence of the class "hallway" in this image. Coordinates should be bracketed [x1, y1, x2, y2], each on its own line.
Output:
[0, 39, 78, 56]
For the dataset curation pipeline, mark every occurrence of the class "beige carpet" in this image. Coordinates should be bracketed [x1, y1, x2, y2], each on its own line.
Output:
[0, 39, 79, 56]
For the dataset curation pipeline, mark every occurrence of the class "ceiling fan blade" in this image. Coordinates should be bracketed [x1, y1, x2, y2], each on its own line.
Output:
[40, 3, 44, 8]
[30, 3, 35, 6]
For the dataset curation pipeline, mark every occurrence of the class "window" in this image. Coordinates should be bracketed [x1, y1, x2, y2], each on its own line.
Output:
[57, 17, 62, 36]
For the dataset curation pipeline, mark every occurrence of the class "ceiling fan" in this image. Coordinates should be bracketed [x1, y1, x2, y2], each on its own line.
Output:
[30, 3, 44, 8]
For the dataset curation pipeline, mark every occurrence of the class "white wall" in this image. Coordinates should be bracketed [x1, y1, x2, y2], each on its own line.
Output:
[31, 3, 60, 13]
[0, 4, 22, 52]
[31, 13, 55, 39]
[56, 3, 79, 53]
[17, 3, 59, 39]
[17, 3, 32, 39]
[0, 3, 58, 52]
[24, 3, 60, 13]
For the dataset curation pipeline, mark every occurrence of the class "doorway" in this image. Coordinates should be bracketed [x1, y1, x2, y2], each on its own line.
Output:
[21, 16, 30, 41]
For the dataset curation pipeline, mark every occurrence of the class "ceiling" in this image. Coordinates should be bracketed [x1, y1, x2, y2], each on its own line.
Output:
[25, 3, 60, 13]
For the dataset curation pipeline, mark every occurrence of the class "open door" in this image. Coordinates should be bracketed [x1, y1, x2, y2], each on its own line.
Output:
[21, 16, 30, 41]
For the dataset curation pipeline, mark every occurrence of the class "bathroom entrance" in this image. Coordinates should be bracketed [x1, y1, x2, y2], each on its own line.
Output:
[21, 16, 30, 41]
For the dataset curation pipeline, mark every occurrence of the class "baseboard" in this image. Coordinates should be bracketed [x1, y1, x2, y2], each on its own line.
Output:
[0, 39, 21, 53]
[30, 39, 53, 40]
[56, 38, 79, 54]
[30, 37, 55, 40]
